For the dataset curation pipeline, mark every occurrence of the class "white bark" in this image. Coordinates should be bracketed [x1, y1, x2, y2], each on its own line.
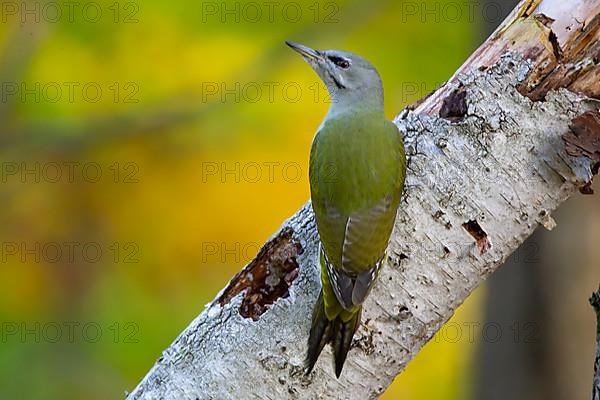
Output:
[127, 1, 599, 398]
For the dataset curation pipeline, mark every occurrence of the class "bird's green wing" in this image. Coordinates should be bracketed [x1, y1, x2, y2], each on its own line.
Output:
[341, 193, 397, 274]
[310, 117, 405, 308]
[306, 117, 405, 377]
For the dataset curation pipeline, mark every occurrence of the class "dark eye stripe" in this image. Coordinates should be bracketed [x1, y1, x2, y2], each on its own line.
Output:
[328, 56, 350, 69]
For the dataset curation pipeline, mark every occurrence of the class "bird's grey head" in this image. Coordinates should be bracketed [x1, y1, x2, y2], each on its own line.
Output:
[286, 41, 384, 113]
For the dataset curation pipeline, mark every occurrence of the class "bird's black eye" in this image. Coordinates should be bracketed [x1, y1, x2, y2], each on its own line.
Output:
[329, 56, 350, 69]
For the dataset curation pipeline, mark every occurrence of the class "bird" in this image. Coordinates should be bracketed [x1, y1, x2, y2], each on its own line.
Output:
[286, 41, 406, 378]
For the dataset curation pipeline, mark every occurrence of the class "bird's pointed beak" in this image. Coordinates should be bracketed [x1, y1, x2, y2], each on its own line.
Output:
[285, 41, 322, 62]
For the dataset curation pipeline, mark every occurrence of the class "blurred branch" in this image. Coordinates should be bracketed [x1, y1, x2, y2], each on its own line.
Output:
[127, 1, 600, 399]
[592, 286, 600, 400]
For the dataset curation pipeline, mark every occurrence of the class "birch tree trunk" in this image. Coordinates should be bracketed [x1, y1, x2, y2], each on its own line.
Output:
[476, 3, 600, 400]
[127, 1, 600, 398]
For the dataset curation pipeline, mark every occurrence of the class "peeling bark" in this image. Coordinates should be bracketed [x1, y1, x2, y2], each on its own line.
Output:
[218, 228, 303, 321]
[127, 1, 600, 399]
[564, 110, 600, 194]
[417, 0, 600, 114]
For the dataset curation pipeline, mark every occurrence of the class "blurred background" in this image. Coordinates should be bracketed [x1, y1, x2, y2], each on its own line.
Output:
[0, 0, 598, 398]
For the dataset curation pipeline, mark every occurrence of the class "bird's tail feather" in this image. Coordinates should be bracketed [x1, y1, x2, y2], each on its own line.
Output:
[305, 291, 362, 378]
